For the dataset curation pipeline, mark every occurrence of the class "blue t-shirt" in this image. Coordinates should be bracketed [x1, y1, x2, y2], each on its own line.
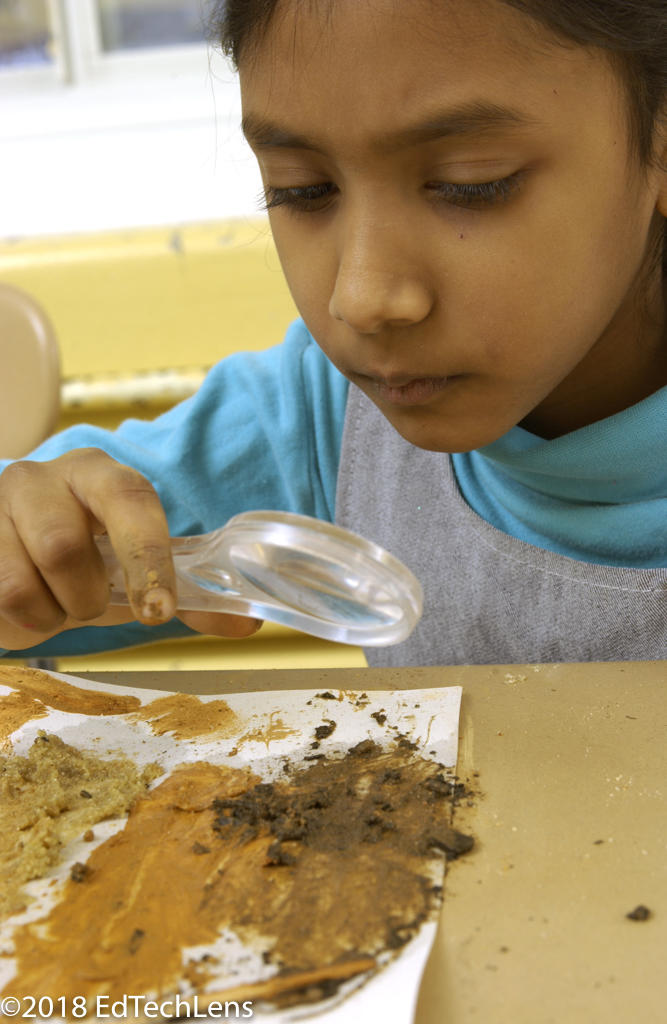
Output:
[2, 318, 666, 656]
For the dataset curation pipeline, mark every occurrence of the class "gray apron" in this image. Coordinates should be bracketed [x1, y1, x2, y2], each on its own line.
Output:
[335, 385, 667, 666]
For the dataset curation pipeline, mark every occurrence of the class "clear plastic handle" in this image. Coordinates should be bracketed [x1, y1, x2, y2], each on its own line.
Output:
[96, 511, 423, 647]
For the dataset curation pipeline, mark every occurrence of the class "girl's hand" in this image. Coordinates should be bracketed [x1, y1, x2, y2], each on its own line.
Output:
[0, 449, 261, 651]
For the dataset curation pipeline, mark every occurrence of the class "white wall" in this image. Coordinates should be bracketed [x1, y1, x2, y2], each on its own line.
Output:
[0, 48, 264, 238]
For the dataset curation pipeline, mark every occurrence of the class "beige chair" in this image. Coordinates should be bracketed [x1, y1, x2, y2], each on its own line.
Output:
[0, 282, 60, 459]
[0, 283, 60, 668]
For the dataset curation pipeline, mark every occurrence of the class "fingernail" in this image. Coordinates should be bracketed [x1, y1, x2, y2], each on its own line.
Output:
[141, 587, 176, 623]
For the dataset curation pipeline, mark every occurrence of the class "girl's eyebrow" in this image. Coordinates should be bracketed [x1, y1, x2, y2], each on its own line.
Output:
[242, 100, 541, 153]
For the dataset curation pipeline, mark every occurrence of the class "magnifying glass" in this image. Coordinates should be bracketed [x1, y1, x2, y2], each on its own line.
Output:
[96, 511, 422, 646]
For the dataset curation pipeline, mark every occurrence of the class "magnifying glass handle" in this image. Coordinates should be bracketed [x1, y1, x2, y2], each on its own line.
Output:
[95, 530, 247, 613]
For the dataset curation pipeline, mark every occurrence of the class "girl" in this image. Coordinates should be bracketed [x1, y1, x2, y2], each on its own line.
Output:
[0, 0, 665, 664]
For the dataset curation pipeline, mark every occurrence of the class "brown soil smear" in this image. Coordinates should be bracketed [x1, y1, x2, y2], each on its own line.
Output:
[0, 665, 140, 717]
[0, 689, 48, 748]
[0, 733, 161, 919]
[3, 742, 472, 1014]
[236, 713, 298, 748]
[132, 693, 239, 741]
[208, 740, 472, 978]
[3, 762, 258, 1007]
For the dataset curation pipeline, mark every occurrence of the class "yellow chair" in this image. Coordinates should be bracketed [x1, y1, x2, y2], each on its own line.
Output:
[0, 282, 60, 669]
[0, 282, 60, 459]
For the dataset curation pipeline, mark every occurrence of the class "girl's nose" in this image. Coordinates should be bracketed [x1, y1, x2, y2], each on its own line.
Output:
[328, 219, 434, 334]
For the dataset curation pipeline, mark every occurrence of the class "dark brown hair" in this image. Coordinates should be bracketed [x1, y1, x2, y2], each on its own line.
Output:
[209, 0, 667, 270]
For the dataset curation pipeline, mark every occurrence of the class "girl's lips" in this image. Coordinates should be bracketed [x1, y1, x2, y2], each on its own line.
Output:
[366, 375, 450, 406]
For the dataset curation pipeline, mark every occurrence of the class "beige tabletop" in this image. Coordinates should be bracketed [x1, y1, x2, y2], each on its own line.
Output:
[81, 661, 667, 1024]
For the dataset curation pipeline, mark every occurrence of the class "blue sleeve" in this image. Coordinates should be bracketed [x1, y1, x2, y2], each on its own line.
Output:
[0, 320, 349, 656]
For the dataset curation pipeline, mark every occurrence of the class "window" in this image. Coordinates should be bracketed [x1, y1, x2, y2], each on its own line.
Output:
[0, 1, 262, 236]
[0, 0, 53, 68]
[98, 0, 206, 51]
[0, 0, 212, 82]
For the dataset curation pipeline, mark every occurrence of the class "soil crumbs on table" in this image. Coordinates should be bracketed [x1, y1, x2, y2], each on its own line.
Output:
[1, 738, 472, 1016]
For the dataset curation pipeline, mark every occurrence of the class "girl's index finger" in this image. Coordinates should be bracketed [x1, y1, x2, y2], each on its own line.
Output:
[60, 450, 178, 625]
[103, 531, 178, 626]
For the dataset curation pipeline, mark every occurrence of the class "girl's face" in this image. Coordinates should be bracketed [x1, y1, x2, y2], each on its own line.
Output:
[240, 0, 667, 451]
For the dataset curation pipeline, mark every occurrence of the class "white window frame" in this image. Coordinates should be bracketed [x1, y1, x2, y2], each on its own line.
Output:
[58, 0, 216, 84]
[0, 1, 262, 237]
[0, 0, 215, 87]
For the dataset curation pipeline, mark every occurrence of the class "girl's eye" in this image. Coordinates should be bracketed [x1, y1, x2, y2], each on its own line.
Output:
[260, 172, 523, 215]
[260, 183, 337, 213]
[426, 173, 523, 209]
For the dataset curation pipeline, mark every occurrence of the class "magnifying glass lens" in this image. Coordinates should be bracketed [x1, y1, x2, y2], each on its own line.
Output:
[229, 544, 406, 628]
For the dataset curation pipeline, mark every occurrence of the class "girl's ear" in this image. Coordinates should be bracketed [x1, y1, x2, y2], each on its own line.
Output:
[658, 189, 667, 219]
[656, 114, 667, 218]
[657, 186, 667, 219]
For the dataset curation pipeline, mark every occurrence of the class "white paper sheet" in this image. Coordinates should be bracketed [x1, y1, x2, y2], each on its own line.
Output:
[0, 671, 462, 1024]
